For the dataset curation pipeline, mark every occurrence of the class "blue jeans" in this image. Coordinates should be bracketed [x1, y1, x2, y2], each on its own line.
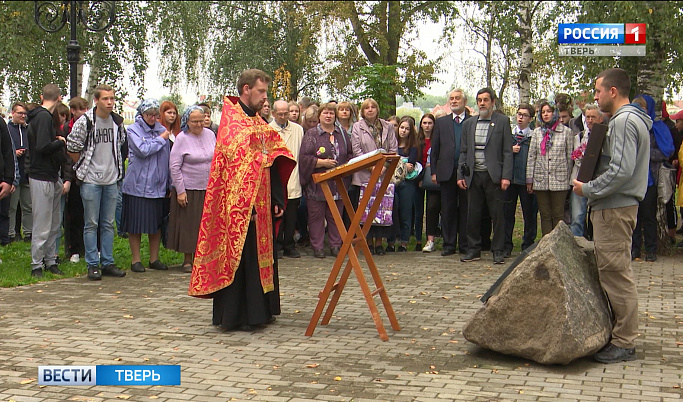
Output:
[570, 191, 588, 237]
[81, 183, 118, 267]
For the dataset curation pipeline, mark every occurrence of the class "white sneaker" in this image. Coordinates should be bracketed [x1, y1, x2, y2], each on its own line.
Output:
[422, 240, 435, 252]
[70, 254, 80, 263]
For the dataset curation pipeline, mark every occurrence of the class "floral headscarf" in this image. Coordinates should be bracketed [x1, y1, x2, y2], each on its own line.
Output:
[181, 105, 204, 132]
[538, 101, 559, 156]
[136, 98, 160, 120]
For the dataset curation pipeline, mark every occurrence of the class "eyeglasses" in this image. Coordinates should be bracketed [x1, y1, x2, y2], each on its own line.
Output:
[143, 113, 159, 119]
[14, 112, 27, 116]
[516, 113, 531, 118]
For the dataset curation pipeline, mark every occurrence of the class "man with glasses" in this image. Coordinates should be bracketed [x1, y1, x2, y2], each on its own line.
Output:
[7, 102, 32, 243]
[67, 84, 127, 280]
[270, 99, 304, 258]
[502, 104, 538, 257]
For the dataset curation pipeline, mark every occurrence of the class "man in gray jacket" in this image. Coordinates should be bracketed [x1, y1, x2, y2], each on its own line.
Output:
[573, 68, 651, 364]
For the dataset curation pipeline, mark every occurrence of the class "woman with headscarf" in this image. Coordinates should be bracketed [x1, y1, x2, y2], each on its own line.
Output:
[168, 106, 216, 272]
[121, 99, 172, 273]
[526, 100, 573, 236]
[630, 95, 675, 261]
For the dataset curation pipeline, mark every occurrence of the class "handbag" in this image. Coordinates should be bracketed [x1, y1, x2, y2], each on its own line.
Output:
[359, 182, 394, 226]
[391, 158, 407, 185]
[421, 164, 440, 191]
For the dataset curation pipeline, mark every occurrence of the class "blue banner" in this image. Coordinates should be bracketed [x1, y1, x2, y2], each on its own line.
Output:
[97, 365, 181, 386]
[558, 24, 624, 44]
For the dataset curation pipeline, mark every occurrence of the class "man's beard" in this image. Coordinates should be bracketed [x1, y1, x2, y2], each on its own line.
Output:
[479, 107, 492, 118]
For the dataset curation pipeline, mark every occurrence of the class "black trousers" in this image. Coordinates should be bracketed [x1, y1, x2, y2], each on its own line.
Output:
[440, 173, 468, 252]
[277, 197, 300, 252]
[467, 171, 505, 253]
[0, 195, 10, 245]
[503, 183, 538, 251]
[632, 185, 658, 254]
[425, 190, 441, 237]
[64, 182, 85, 257]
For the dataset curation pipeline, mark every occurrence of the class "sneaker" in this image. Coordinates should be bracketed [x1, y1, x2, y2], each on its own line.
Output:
[149, 260, 168, 270]
[31, 268, 43, 278]
[46, 264, 64, 275]
[422, 240, 435, 252]
[23, 235, 32, 243]
[70, 254, 80, 263]
[594, 343, 636, 364]
[397, 245, 407, 252]
[87, 266, 102, 281]
[385, 245, 395, 252]
[645, 252, 657, 262]
[375, 245, 385, 255]
[102, 264, 126, 277]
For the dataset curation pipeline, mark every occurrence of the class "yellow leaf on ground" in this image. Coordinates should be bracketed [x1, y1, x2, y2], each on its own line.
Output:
[116, 395, 131, 400]
[20, 378, 36, 384]
[306, 364, 320, 368]
[334, 376, 342, 381]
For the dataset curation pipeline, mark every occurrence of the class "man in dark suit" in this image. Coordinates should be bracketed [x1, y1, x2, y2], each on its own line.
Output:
[430, 89, 470, 256]
[457, 88, 513, 264]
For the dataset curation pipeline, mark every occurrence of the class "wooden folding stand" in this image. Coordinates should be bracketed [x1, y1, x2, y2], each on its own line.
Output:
[305, 152, 401, 341]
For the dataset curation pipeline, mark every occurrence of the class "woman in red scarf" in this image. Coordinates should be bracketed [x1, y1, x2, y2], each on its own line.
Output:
[526, 100, 574, 236]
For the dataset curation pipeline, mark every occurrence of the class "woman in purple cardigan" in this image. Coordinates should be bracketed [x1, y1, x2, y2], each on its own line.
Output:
[168, 106, 216, 272]
[298, 103, 353, 258]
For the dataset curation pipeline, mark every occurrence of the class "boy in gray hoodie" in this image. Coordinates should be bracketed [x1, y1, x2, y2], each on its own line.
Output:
[573, 68, 651, 364]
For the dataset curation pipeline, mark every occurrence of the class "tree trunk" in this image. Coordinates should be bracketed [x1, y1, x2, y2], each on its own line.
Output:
[84, 62, 101, 104]
[517, 1, 533, 105]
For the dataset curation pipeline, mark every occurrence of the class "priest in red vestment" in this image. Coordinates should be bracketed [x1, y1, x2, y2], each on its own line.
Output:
[189, 69, 295, 331]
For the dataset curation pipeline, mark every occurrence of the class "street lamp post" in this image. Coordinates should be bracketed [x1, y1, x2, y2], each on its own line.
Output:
[34, 1, 116, 99]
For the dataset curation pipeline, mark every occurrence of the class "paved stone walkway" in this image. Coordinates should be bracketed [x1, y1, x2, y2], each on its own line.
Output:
[0, 249, 681, 401]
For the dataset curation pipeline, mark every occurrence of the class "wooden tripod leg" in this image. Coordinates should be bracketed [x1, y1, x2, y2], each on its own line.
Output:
[352, 259, 389, 341]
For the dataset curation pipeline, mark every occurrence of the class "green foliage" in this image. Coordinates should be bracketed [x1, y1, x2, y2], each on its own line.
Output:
[152, 1, 322, 101]
[319, 1, 453, 115]
[0, 1, 151, 104]
[550, 1, 683, 99]
[0, 235, 183, 288]
[352, 64, 398, 119]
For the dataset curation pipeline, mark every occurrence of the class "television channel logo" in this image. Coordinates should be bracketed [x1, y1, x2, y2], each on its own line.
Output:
[558, 23, 646, 44]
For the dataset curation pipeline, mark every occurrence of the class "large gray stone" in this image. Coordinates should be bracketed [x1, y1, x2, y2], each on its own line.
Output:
[462, 222, 612, 365]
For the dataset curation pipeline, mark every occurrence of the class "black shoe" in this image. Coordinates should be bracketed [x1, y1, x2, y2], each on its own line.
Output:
[102, 264, 126, 277]
[276, 249, 284, 259]
[503, 249, 512, 259]
[677, 240, 683, 248]
[236, 324, 255, 331]
[284, 249, 301, 258]
[461, 251, 481, 262]
[31, 268, 43, 278]
[677, 226, 683, 234]
[87, 266, 102, 280]
[46, 264, 64, 275]
[441, 248, 455, 256]
[368, 245, 376, 255]
[330, 247, 340, 257]
[131, 262, 145, 273]
[594, 343, 636, 363]
[375, 245, 385, 255]
[149, 260, 168, 270]
[397, 245, 407, 252]
[645, 252, 657, 262]
[631, 250, 641, 261]
[313, 249, 326, 258]
[493, 251, 505, 264]
[385, 245, 395, 252]
[118, 232, 129, 239]
[23, 235, 32, 243]
[414, 243, 422, 251]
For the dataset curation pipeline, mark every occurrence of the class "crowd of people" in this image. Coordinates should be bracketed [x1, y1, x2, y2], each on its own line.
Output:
[0, 67, 679, 362]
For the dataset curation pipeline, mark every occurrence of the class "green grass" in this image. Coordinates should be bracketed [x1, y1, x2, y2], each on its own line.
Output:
[0, 234, 184, 288]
